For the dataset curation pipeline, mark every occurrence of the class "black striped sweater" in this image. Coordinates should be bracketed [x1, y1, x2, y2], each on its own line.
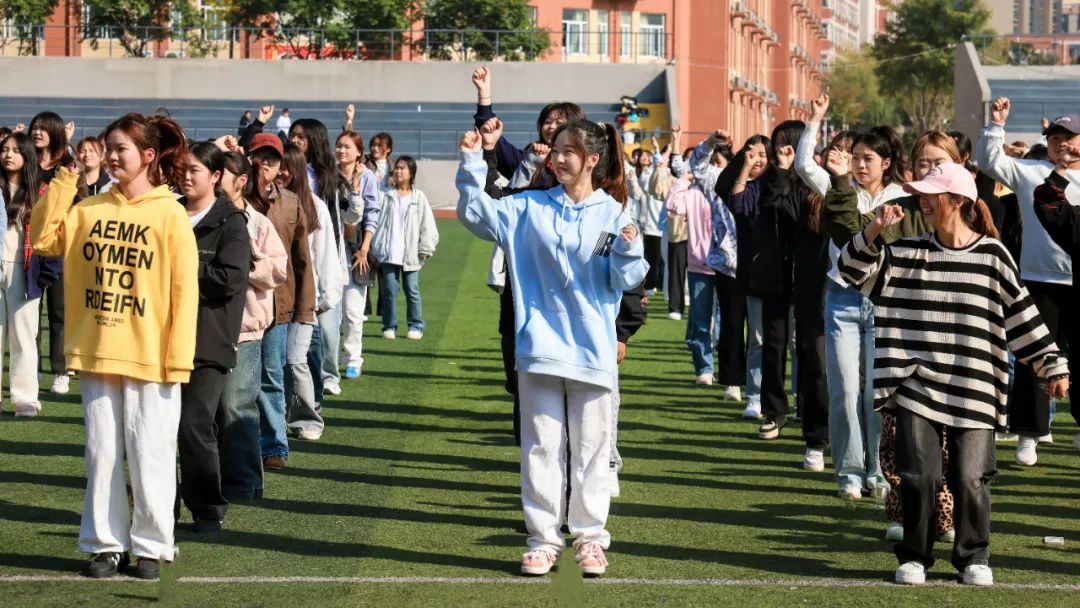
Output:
[838, 230, 1069, 430]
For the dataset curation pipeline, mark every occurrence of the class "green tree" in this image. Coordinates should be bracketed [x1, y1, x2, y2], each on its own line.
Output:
[824, 47, 898, 129]
[0, 0, 60, 55]
[871, 0, 993, 134]
[423, 0, 549, 61]
[82, 0, 209, 58]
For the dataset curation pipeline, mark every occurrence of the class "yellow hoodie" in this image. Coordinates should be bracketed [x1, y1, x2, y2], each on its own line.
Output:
[31, 168, 199, 384]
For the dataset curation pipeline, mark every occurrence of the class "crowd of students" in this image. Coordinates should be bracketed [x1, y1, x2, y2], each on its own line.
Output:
[455, 66, 1078, 585]
[5, 65, 1078, 586]
[4, 105, 439, 580]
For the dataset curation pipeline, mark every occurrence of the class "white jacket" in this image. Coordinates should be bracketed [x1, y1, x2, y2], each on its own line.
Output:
[977, 122, 1080, 285]
[377, 189, 440, 272]
[309, 194, 348, 312]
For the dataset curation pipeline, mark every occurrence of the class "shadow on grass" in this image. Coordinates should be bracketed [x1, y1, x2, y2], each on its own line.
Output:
[272, 467, 517, 495]
[0, 470, 85, 489]
[0, 552, 84, 573]
[329, 399, 508, 423]
[250, 497, 522, 530]
[287, 442, 517, 474]
[0, 439, 83, 458]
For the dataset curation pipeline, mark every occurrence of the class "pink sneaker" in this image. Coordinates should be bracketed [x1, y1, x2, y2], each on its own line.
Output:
[520, 549, 557, 576]
[14, 402, 40, 418]
[575, 541, 608, 576]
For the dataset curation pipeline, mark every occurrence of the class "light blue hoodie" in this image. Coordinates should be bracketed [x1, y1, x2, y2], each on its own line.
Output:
[456, 149, 649, 389]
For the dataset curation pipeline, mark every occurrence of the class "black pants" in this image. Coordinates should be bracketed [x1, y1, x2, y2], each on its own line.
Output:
[179, 365, 230, 521]
[795, 290, 829, 449]
[1008, 281, 1073, 436]
[760, 293, 791, 421]
[894, 407, 996, 570]
[715, 273, 747, 386]
[643, 234, 664, 291]
[45, 281, 64, 373]
[666, 241, 688, 315]
[500, 332, 521, 447]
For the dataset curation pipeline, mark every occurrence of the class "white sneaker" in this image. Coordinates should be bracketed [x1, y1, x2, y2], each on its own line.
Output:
[742, 403, 762, 419]
[51, 374, 70, 395]
[1038, 433, 1053, 443]
[961, 564, 993, 586]
[803, 448, 825, 472]
[695, 374, 713, 386]
[886, 521, 904, 541]
[1016, 436, 1038, 466]
[723, 386, 742, 402]
[839, 486, 863, 502]
[939, 528, 956, 542]
[667, 312, 682, 321]
[324, 382, 342, 396]
[406, 329, 423, 340]
[14, 402, 41, 418]
[382, 330, 396, 340]
[298, 429, 323, 441]
[895, 561, 926, 585]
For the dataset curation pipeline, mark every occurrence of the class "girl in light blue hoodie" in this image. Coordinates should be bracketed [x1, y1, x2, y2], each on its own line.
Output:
[457, 119, 648, 578]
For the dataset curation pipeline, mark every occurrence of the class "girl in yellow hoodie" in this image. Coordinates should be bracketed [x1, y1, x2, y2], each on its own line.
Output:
[31, 113, 198, 580]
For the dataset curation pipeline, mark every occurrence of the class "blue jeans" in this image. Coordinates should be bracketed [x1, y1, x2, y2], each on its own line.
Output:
[824, 281, 882, 492]
[318, 302, 342, 386]
[257, 323, 289, 459]
[219, 340, 263, 500]
[380, 264, 423, 332]
[745, 296, 764, 408]
[685, 272, 719, 375]
[308, 319, 325, 403]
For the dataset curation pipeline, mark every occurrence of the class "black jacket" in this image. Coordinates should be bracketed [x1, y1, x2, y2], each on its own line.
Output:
[186, 196, 251, 369]
[767, 168, 829, 310]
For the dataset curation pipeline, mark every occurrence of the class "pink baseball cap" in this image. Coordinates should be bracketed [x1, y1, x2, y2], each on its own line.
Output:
[902, 163, 978, 203]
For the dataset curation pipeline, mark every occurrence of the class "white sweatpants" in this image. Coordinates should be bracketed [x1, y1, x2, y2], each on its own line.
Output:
[0, 259, 40, 408]
[341, 278, 369, 369]
[519, 372, 612, 553]
[78, 373, 181, 560]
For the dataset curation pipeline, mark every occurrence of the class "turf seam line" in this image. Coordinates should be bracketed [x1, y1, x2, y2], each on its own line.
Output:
[2, 575, 1079, 589]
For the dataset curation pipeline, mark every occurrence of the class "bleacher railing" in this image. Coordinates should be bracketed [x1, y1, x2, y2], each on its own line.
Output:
[0, 24, 672, 64]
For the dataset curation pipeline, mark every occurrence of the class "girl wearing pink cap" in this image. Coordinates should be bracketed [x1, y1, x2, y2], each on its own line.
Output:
[837, 163, 1069, 587]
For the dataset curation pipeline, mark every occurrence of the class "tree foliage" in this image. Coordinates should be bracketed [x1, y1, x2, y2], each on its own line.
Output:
[423, 0, 550, 61]
[824, 47, 897, 129]
[0, 0, 60, 55]
[871, 0, 993, 134]
[82, 0, 212, 58]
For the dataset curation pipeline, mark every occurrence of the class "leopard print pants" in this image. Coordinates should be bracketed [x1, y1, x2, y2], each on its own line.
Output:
[879, 411, 954, 534]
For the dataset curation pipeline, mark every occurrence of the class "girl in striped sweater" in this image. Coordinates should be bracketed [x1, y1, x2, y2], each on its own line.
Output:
[837, 163, 1069, 587]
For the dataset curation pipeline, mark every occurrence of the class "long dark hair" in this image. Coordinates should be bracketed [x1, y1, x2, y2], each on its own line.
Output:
[868, 125, 906, 183]
[365, 132, 394, 173]
[1, 133, 41, 225]
[291, 118, 340, 198]
[537, 102, 586, 143]
[281, 143, 320, 231]
[714, 134, 773, 201]
[770, 120, 806, 163]
[806, 129, 857, 234]
[29, 111, 72, 172]
[851, 130, 903, 187]
[101, 112, 188, 189]
[948, 130, 979, 173]
[550, 120, 628, 204]
[188, 141, 225, 198]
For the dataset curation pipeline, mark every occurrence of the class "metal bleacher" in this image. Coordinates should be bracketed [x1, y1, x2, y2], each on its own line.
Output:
[985, 79, 1080, 131]
[0, 97, 618, 160]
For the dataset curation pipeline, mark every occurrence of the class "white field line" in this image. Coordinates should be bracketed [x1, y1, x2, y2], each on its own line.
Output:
[0, 575, 1079, 590]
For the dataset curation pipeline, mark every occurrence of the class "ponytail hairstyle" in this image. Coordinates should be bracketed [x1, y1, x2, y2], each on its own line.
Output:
[947, 130, 979, 174]
[222, 151, 258, 271]
[806, 130, 857, 234]
[954, 194, 999, 239]
[551, 120, 628, 205]
[101, 112, 188, 189]
[28, 111, 73, 171]
[365, 132, 394, 172]
[851, 129, 903, 186]
[867, 125, 906, 184]
[281, 143, 320, 231]
[188, 141, 226, 198]
[337, 130, 366, 167]
[1, 133, 41, 225]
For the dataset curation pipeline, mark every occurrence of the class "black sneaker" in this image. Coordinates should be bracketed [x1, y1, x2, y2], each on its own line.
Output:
[132, 557, 160, 580]
[758, 416, 787, 440]
[192, 517, 224, 533]
[85, 552, 129, 578]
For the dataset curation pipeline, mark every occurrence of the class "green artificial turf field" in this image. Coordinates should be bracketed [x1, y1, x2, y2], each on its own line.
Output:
[1, 219, 1077, 607]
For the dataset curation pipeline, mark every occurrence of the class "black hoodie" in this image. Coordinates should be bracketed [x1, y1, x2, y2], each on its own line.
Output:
[186, 196, 251, 369]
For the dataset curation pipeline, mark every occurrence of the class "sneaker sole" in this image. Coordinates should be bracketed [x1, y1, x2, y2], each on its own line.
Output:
[803, 461, 825, 472]
[895, 573, 925, 585]
[742, 411, 762, 419]
[520, 564, 554, 576]
[581, 565, 606, 576]
[962, 574, 993, 586]
[759, 428, 780, 440]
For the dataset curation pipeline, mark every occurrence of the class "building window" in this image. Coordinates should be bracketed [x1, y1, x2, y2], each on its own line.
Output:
[528, 6, 538, 25]
[640, 13, 665, 57]
[597, 10, 609, 56]
[563, 9, 588, 55]
[620, 11, 632, 56]
[200, 0, 228, 41]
